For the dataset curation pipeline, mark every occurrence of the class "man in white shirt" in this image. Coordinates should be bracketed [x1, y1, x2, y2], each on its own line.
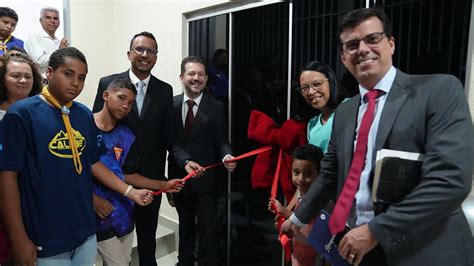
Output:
[25, 7, 68, 75]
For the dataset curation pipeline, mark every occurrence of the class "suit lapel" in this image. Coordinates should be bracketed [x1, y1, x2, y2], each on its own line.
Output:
[342, 95, 360, 174]
[175, 94, 185, 135]
[375, 70, 411, 151]
[193, 93, 208, 129]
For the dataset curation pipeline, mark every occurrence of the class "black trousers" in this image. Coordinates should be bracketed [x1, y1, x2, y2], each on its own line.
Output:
[134, 194, 162, 266]
[174, 187, 218, 266]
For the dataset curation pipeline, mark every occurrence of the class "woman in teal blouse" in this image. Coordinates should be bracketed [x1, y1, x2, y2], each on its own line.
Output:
[297, 61, 344, 153]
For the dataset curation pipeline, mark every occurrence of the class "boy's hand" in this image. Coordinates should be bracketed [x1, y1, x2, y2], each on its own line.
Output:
[223, 155, 237, 172]
[93, 194, 114, 219]
[268, 198, 284, 214]
[184, 160, 205, 177]
[165, 179, 185, 193]
[12, 235, 37, 266]
[128, 188, 154, 206]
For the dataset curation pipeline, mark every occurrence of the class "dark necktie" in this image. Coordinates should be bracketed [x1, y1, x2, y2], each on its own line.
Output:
[185, 99, 195, 135]
[328, 89, 380, 235]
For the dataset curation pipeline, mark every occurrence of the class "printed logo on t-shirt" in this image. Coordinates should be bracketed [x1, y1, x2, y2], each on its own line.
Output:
[48, 129, 86, 158]
[114, 146, 123, 161]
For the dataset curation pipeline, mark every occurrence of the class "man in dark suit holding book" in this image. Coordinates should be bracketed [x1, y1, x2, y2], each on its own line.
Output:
[282, 7, 473, 266]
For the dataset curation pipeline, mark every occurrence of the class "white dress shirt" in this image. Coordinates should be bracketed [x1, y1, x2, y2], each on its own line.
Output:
[129, 70, 151, 114]
[129, 70, 150, 95]
[24, 30, 60, 75]
[182, 93, 203, 124]
[349, 66, 396, 227]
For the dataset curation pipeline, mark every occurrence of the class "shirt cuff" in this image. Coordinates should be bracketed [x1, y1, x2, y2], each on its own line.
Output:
[289, 213, 305, 227]
[183, 159, 190, 168]
[222, 154, 232, 163]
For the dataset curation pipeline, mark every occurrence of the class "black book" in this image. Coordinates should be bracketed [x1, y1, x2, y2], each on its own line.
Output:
[372, 149, 424, 212]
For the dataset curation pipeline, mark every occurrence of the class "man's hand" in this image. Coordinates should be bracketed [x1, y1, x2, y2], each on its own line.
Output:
[164, 179, 185, 193]
[184, 160, 204, 177]
[223, 155, 237, 172]
[12, 235, 37, 266]
[59, 37, 69, 48]
[338, 224, 378, 265]
[280, 218, 301, 238]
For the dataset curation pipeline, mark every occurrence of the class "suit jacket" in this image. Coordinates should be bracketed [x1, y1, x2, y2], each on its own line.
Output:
[168, 93, 232, 193]
[93, 70, 189, 180]
[295, 70, 473, 265]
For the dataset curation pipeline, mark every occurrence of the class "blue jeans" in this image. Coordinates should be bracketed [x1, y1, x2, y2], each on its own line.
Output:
[37, 234, 97, 266]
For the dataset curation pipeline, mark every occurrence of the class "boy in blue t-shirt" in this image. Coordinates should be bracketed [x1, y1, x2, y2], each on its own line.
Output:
[0, 47, 153, 265]
[93, 78, 183, 264]
[0, 7, 24, 56]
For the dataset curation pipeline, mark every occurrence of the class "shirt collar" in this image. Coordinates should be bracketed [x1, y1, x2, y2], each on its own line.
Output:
[183, 92, 203, 107]
[128, 69, 151, 87]
[359, 66, 396, 104]
[40, 29, 58, 41]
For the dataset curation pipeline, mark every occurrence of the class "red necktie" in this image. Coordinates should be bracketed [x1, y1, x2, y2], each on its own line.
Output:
[185, 99, 195, 135]
[328, 89, 380, 235]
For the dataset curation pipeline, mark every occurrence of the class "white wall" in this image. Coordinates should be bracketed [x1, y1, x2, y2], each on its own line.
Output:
[1, 0, 65, 41]
[69, 0, 229, 221]
[69, 0, 229, 107]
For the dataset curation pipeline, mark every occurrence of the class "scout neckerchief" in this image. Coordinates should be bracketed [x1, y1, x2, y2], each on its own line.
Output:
[0, 35, 12, 53]
[41, 86, 82, 174]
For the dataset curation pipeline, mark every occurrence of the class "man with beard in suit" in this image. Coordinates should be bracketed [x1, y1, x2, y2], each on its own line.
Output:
[168, 56, 236, 266]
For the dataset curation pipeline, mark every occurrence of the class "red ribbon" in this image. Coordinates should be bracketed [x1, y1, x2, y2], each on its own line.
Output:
[269, 149, 291, 261]
[152, 146, 273, 196]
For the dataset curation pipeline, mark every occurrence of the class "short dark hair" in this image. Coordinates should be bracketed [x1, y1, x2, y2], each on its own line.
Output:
[129, 31, 157, 50]
[292, 144, 324, 172]
[0, 53, 42, 104]
[8, 46, 27, 55]
[0, 7, 18, 22]
[337, 7, 392, 42]
[48, 47, 87, 70]
[180, 56, 206, 75]
[107, 78, 137, 95]
[300, 61, 342, 110]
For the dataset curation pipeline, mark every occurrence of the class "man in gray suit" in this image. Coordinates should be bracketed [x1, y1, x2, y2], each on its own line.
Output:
[282, 7, 473, 266]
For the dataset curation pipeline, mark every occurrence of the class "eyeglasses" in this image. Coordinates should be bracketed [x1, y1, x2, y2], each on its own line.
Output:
[131, 46, 158, 56]
[297, 79, 328, 95]
[341, 32, 386, 55]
